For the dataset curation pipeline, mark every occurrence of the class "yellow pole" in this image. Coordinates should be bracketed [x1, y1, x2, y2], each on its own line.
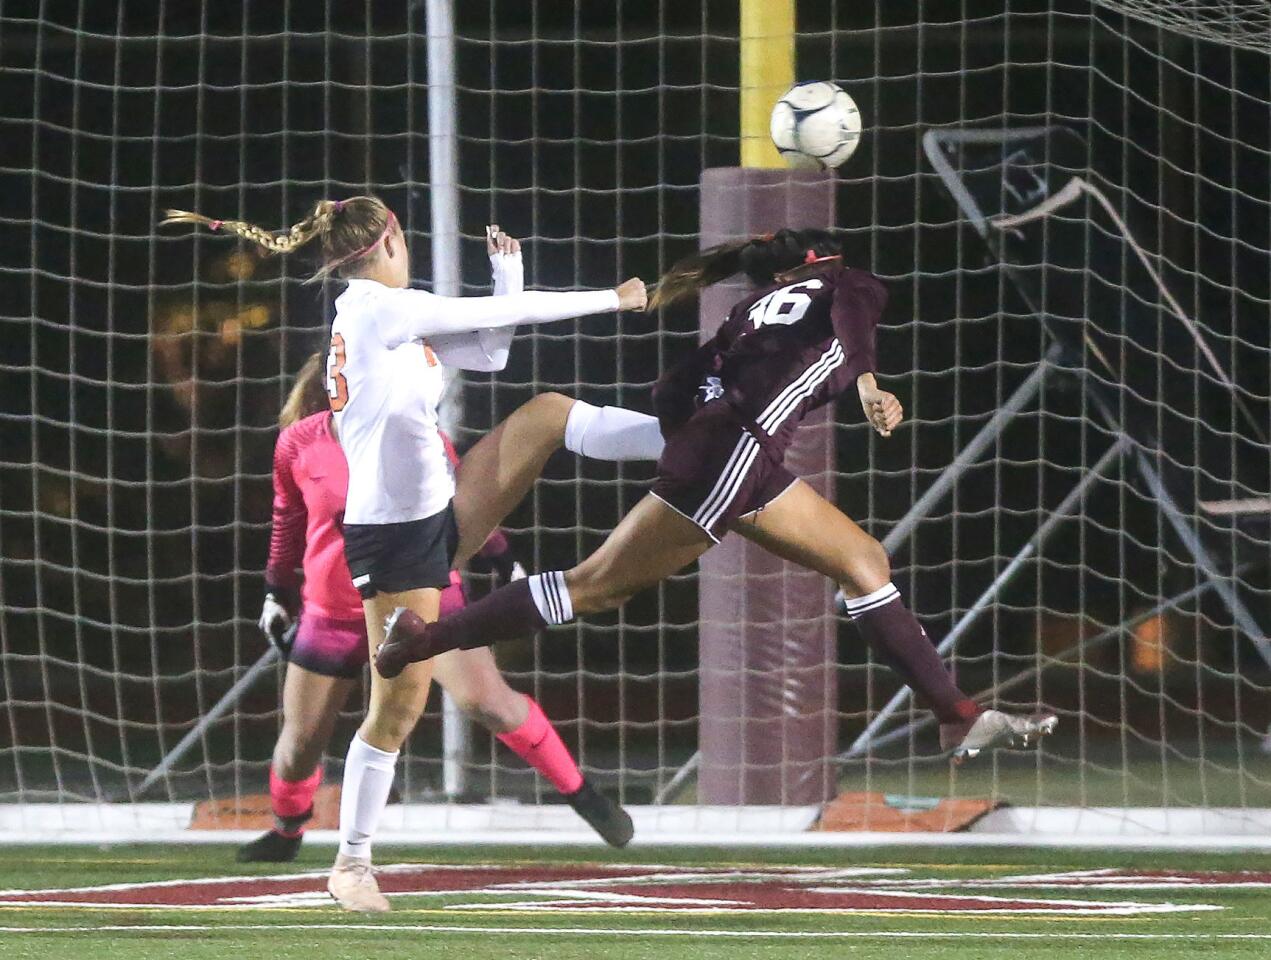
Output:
[739, 0, 795, 168]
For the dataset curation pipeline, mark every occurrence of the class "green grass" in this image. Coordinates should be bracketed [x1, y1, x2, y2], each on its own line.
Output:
[3, 844, 1271, 958]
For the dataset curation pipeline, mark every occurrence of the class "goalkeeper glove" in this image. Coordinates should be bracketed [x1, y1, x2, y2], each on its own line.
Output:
[259, 584, 298, 659]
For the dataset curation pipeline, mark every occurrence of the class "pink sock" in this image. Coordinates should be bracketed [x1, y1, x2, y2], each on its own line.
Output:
[270, 765, 322, 836]
[497, 696, 584, 796]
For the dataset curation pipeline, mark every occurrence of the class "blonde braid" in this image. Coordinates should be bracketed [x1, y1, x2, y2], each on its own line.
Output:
[160, 199, 339, 256]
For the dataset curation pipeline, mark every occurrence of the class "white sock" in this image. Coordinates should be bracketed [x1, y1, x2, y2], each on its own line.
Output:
[841, 582, 901, 620]
[564, 400, 664, 461]
[527, 571, 574, 625]
[337, 734, 399, 860]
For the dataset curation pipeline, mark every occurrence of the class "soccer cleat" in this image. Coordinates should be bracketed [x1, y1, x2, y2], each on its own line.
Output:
[374, 607, 435, 679]
[235, 828, 304, 863]
[567, 779, 634, 848]
[941, 709, 1058, 764]
[327, 853, 390, 912]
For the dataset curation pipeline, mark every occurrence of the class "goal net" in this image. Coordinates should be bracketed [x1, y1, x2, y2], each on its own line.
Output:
[2, 1, 1269, 842]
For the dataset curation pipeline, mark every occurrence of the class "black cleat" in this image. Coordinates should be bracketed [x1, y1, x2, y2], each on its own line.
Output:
[567, 779, 634, 848]
[236, 828, 304, 863]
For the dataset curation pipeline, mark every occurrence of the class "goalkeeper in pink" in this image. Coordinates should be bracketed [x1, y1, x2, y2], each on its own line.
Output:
[238, 353, 629, 863]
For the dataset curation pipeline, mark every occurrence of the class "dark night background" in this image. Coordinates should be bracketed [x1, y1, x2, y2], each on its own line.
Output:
[1, 1, 1269, 806]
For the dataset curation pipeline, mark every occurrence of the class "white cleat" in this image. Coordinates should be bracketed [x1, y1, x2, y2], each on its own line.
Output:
[327, 853, 390, 913]
[946, 709, 1058, 764]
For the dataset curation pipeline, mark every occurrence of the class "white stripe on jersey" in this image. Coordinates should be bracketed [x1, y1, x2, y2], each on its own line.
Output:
[756, 341, 845, 435]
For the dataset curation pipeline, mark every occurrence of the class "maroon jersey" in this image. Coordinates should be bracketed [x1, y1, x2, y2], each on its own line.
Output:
[652, 263, 887, 449]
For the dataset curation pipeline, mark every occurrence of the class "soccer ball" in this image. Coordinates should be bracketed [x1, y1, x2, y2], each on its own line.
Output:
[769, 81, 862, 170]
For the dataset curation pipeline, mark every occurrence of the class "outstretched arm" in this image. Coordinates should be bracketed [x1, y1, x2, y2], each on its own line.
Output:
[377, 271, 646, 349]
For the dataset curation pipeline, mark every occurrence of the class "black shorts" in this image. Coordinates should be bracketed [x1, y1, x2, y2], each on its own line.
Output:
[650, 401, 797, 542]
[343, 503, 459, 600]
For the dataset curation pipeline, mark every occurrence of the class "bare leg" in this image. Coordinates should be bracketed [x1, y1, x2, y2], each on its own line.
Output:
[358, 588, 440, 750]
[330, 587, 441, 912]
[564, 494, 714, 613]
[451, 392, 574, 565]
[274, 663, 358, 781]
[431, 647, 528, 733]
[237, 664, 359, 863]
[728, 479, 974, 719]
[374, 495, 710, 676]
[727, 479, 891, 598]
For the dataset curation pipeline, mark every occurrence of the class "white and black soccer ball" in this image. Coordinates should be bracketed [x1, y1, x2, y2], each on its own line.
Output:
[769, 81, 862, 170]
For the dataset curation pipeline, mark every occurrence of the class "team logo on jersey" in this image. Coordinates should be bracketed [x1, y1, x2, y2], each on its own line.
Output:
[0, 864, 1238, 913]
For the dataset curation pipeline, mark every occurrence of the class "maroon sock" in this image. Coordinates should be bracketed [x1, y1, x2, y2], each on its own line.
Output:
[428, 577, 548, 654]
[844, 583, 978, 724]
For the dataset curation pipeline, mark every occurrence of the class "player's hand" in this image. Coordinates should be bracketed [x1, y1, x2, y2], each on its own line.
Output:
[857, 374, 903, 438]
[485, 223, 521, 257]
[615, 277, 647, 311]
[258, 593, 293, 656]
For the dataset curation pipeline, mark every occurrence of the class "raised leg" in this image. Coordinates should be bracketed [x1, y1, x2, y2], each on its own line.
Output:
[374, 495, 712, 676]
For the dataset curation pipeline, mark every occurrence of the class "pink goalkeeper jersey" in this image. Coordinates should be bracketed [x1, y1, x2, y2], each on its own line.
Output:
[266, 411, 477, 620]
[267, 411, 362, 620]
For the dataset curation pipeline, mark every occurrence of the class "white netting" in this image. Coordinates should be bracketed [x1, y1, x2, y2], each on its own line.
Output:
[1091, 1, 1271, 54]
[2, 1, 1270, 837]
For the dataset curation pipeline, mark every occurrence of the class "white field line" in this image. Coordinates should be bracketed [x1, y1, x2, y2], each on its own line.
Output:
[0, 925, 1269, 941]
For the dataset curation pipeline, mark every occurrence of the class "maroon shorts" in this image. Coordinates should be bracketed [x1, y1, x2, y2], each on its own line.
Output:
[650, 401, 796, 542]
[291, 575, 467, 679]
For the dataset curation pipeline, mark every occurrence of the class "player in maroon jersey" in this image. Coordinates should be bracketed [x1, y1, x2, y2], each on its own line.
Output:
[376, 229, 1057, 759]
[238, 354, 631, 863]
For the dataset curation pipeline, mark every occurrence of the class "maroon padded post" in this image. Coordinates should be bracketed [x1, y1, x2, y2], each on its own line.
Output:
[696, 167, 838, 805]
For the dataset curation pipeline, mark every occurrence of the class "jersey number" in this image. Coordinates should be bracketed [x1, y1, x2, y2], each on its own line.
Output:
[746, 278, 824, 330]
[326, 334, 348, 412]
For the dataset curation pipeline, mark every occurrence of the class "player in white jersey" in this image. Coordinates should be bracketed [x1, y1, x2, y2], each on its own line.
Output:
[162, 197, 655, 911]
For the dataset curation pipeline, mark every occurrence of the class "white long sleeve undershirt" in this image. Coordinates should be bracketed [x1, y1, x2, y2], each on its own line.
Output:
[347, 277, 620, 351]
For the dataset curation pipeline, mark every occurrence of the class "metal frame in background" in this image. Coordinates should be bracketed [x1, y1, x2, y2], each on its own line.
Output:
[841, 127, 1271, 757]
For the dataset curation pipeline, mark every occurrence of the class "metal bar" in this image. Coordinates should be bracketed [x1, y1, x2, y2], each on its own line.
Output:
[841, 437, 1127, 760]
[1130, 446, 1271, 668]
[654, 751, 701, 805]
[136, 645, 280, 797]
[848, 572, 1229, 756]
[882, 347, 1061, 555]
[425, 0, 470, 799]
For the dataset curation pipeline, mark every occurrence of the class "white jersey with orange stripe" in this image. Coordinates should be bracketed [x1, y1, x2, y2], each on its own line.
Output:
[327, 266, 620, 526]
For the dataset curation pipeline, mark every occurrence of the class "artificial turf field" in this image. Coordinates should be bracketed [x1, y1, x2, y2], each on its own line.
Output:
[2, 844, 1271, 958]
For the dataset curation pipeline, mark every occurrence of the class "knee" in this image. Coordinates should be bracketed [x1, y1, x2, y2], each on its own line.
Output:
[841, 537, 891, 597]
[565, 564, 634, 616]
[524, 391, 574, 432]
[446, 679, 525, 733]
[363, 698, 421, 750]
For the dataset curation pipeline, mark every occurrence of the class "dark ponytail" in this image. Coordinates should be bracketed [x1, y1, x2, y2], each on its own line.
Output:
[649, 228, 842, 310]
